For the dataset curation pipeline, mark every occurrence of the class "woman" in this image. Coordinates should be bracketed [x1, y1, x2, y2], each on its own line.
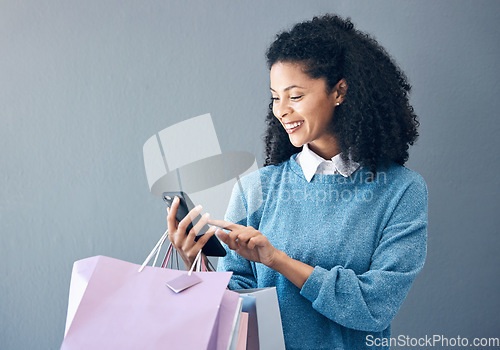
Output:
[167, 14, 427, 350]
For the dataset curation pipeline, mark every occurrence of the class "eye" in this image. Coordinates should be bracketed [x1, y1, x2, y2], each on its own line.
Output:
[290, 95, 303, 101]
[271, 96, 279, 102]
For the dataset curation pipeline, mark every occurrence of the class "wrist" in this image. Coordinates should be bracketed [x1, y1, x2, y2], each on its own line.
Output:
[266, 249, 288, 270]
[264, 250, 314, 289]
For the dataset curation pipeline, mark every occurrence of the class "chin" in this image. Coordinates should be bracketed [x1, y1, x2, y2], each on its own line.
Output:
[288, 137, 305, 148]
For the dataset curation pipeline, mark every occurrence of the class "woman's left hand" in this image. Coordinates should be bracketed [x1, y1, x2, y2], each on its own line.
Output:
[209, 219, 281, 268]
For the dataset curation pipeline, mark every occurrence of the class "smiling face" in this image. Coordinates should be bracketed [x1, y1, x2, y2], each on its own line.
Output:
[270, 61, 344, 159]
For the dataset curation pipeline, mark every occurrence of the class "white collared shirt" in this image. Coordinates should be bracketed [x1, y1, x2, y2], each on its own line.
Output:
[295, 144, 360, 182]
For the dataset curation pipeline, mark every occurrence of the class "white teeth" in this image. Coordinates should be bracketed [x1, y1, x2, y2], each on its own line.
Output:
[285, 121, 303, 129]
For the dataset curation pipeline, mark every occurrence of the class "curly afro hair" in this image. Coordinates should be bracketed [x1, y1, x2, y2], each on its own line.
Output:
[264, 14, 419, 174]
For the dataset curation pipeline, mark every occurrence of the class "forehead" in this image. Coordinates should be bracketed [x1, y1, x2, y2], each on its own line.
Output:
[270, 62, 326, 91]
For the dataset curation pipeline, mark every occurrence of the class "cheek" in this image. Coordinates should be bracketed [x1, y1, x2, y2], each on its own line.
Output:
[318, 104, 335, 124]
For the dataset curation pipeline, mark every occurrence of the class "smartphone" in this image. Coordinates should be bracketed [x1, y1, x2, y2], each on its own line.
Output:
[163, 191, 226, 257]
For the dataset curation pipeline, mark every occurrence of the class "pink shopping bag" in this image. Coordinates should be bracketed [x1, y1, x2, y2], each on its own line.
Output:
[208, 290, 243, 350]
[236, 312, 249, 350]
[61, 255, 232, 350]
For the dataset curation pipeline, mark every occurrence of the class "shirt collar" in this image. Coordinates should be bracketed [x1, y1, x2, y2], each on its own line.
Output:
[295, 144, 360, 182]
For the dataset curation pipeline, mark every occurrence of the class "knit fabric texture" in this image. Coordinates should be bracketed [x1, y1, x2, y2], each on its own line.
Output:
[217, 154, 428, 350]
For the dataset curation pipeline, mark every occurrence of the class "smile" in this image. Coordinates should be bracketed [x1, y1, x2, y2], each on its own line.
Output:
[283, 121, 304, 134]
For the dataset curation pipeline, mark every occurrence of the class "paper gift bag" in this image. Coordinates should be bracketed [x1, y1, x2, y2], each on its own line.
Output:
[61, 255, 232, 350]
[235, 312, 249, 350]
[64, 254, 99, 337]
[207, 289, 243, 350]
[235, 287, 285, 350]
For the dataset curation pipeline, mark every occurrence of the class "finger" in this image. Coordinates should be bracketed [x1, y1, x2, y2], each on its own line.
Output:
[171, 195, 180, 214]
[182, 212, 209, 250]
[225, 230, 241, 251]
[167, 197, 180, 228]
[247, 235, 263, 250]
[234, 229, 257, 244]
[167, 216, 179, 246]
[216, 229, 230, 245]
[207, 219, 242, 231]
[184, 227, 215, 263]
[167, 198, 184, 247]
[217, 228, 239, 251]
[191, 213, 210, 236]
[178, 204, 203, 234]
[184, 224, 197, 248]
[194, 226, 216, 250]
[186, 204, 204, 223]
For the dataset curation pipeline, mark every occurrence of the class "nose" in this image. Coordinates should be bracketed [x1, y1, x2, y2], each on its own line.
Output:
[273, 99, 292, 119]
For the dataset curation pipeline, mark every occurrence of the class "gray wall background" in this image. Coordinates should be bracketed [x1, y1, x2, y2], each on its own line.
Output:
[2, 0, 499, 349]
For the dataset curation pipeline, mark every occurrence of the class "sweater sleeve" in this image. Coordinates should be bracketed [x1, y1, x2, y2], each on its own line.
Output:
[216, 180, 258, 290]
[299, 177, 428, 332]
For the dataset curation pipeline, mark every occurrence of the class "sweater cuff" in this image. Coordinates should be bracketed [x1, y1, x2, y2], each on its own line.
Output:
[300, 265, 331, 302]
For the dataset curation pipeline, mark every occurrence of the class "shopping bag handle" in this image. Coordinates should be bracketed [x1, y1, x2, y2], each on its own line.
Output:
[161, 243, 174, 268]
[138, 229, 169, 272]
[188, 250, 203, 276]
[138, 229, 207, 273]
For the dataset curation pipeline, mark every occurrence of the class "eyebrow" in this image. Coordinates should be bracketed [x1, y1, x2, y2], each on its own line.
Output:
[269, 85, 305, 92]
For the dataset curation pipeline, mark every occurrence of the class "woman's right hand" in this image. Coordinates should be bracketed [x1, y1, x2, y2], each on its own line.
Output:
[166, 196, 216, 269]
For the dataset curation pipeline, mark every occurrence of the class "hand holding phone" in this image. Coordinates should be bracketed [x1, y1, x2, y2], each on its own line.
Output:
[163, 191, 226, 257]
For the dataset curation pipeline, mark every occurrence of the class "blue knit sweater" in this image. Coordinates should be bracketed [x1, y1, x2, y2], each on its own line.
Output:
[217, 154, 428, 350]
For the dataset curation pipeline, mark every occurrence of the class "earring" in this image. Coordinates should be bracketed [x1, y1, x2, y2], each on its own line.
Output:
[336, 102, 340, 106]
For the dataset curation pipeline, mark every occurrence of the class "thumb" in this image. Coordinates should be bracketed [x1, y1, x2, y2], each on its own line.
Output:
[215, 229, 229, 244]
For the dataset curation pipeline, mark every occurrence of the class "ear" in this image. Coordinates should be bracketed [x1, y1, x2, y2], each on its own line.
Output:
[333, 78, 347, 105]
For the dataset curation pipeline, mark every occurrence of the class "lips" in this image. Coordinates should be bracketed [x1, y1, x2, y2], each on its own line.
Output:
[283, 120, 304, 134]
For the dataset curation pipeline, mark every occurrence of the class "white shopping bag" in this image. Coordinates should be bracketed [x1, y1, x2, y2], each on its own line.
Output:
[235, 287, 285, 350]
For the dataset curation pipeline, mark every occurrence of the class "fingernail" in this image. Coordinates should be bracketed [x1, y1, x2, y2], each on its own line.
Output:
[195, 204, 203, 211]
[203, 213, 210, 219]
[173, 196, 179, 204]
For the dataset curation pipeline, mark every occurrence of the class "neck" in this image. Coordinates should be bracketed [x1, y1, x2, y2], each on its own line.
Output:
[308, 137, 340, 160]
